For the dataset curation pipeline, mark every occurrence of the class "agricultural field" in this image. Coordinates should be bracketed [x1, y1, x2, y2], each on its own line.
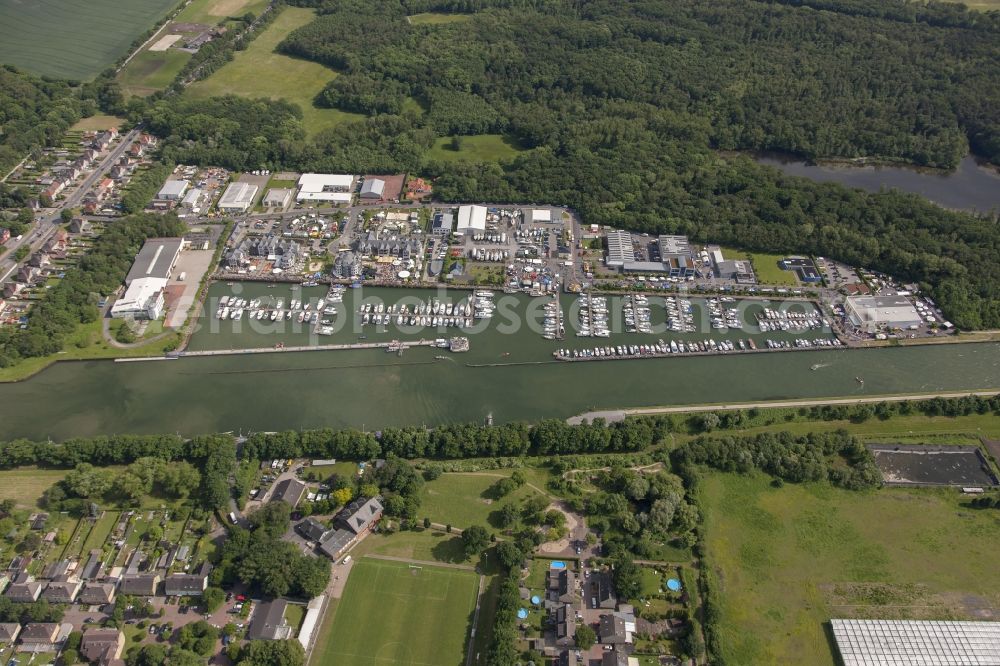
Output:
[426, 135, 525, 164]
[0, 0, 179, 80]
[175, 0, 269, 25]
[0, 468, 68, 508]
[119, 48, 191, 97]
[186, 7, 363, 136]
[313, 557, 478, 666]
[700, 472, 1000, 665]
[419, 471, 545, 528]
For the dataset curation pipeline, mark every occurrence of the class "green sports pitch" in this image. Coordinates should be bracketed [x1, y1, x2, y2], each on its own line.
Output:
[314, 558, 479, 666]
[0, 0, 178, 80]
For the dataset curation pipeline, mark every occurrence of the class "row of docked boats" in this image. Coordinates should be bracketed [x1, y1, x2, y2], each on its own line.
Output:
[708, 297, 743, 330]
[358, 291, 496, 329]
[577, 293, 610, 337]
[215, 294, 338, 322]
[665, 296, 695, 333]
[553, 335, 841, 360]
[756, 308, 826, 332]
[543, 298, 564, 340]
[624, 294, 652, 334]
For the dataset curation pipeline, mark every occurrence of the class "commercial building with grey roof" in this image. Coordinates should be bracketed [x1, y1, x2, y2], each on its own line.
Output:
[125, 238, 183, 285]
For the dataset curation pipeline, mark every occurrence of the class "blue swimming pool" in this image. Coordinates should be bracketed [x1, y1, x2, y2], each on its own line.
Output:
[550, 561, 566, 569]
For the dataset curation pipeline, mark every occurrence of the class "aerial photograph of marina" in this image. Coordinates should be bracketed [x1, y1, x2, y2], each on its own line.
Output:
[0, 0, 999, 664]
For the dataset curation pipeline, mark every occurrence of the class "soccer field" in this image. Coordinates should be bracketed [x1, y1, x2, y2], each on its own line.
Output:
[313, 558, 479, 666]
[0, 0, 179, 80]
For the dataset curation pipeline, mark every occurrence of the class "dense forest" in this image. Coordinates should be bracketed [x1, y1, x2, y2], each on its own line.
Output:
[0, 67, 94, 177]
[131, 0, 1000, 328]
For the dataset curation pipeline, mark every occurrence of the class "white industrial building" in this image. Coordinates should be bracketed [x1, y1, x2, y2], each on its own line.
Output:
[527, 208, 552, 224]
[181, 188, 202, 209]
[456, 205, 487, 234]
[111, 238, 183, 320]
[605, 229, 635, 268]
[217, 182, 259, 212]
[157, 179, 189, 201]
[846, 295, 922, 333]
[110, 278, 166, 320]
[296, 173, 354, 203]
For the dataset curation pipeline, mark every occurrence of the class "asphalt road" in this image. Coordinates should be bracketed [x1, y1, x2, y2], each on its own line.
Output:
[0, 128, 140, 284]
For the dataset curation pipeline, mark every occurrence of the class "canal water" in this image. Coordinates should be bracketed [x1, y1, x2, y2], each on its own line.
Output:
[0, 283, 998, 440]
[755, 154, 1000, 212]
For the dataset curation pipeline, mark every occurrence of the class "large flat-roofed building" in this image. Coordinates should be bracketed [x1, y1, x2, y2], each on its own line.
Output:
[125, 238, 183, 285]
[527, 209, 552, 224]
[297, 173, 354, 203]
[263, 188, 293, 209]
[110, 278, 166, 320]
[112, 238, 182, 320]
[846, 295, 922, 333]
[781, 256, 822, 283]
[831, 619, 1000, 666]
[456, 205, 487, 234]
[218, 181, 259, 212]
[658, 235, 696, 278]
[157, 179, 189, 201]
[605, 230, 635, 268]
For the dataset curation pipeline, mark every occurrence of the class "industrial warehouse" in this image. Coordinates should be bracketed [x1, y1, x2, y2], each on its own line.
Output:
[110, 238, 183, 320]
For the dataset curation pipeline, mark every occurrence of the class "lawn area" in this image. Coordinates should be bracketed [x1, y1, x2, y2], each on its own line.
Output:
[420, 472, 544, 528]
[175, 0, 269, 24]
[119, 48, 192, 97]
[426, 135, 525, 163]
[408, 12, 473, 24]
[700, 472, 1000, 665]
[0, 468, 67, 508]
[70, 115, 127, 132]
[313, 557, 478, 666]
[186, 7, 363, 136]
[81, 511, 120, 554]
[353, 528, 471, 565]
[0, 0, 179, 80]
[721, 246, 798, 286]
[0, 317, 182, 383]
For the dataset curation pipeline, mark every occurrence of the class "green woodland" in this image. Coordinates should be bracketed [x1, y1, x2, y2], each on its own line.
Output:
[142, 0, 1000, 329]
[3, 0, 1000, 335]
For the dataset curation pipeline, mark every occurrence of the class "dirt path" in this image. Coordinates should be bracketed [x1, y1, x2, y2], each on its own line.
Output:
[568, 390, 1000, 424]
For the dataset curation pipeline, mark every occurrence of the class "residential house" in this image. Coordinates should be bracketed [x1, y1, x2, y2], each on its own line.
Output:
[28, 252, 50, 269]
[164, 564, 211, 597]
[598, 606, 636, 646]
[3, 283, 26, 299]
[547, 569, 576, 605]
[81, 628, 125, 664]
[553, 603, 575, 648]
[79, 582, 117, 605]
[42, 579, 82, 603]
[0, 623, 20, 644]
[5, 581, 43, 603]
[297, 518, 333, 543]
[332, 251, 361, 279]
[81, 550, 104, 580]
[592, 571, 617, 609]
[271, 479, 308, 508]
[17, 623, 62, 652]
[119, 574, 159, 597]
